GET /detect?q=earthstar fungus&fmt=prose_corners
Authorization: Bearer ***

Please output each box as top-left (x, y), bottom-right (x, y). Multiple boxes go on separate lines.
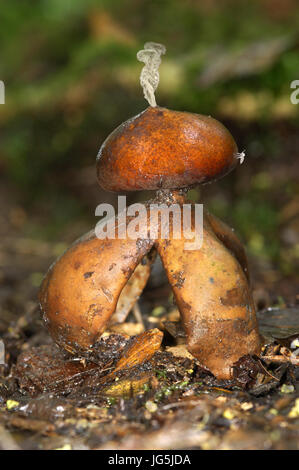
top-left (39, 43), bottom-right (261, 380)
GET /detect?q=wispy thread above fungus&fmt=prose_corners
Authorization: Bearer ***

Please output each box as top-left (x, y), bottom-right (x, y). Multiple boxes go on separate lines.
top-left (137, 42), bottom-right (166, 107)
top-left (236, 150), bottom-right (246, 164)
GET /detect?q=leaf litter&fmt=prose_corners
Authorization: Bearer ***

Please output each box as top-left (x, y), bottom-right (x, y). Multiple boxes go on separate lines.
top-left (0, 305), bottom-right (298, 450)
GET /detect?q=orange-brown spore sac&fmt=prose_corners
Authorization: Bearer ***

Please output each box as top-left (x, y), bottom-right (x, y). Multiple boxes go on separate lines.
top-left (96, 106), bottom-right (238, 192)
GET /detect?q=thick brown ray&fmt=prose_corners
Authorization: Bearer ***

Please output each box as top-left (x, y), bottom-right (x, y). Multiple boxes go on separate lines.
top-left (156, 205), bottom-right (261, 379)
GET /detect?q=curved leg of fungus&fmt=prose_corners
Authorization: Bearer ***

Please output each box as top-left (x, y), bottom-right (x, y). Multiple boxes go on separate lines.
top-left (205, 210), bottom-right (250, 281)
top-left (109, 248), bottom-right (157, 325)
top-left (39, 223), bottom-right (154, 354)
top-left (156, 208), bottom-right (261, 380)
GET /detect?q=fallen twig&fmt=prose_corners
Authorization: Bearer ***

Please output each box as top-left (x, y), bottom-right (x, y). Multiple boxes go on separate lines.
top-left (261, 355), bottom-right (299, 365)
top-left (257, 359), bottom-right (280, 381)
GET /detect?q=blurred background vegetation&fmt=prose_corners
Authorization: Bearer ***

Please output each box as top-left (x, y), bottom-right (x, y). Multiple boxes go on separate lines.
top-left (0, 0), bottom-right (299, 318)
